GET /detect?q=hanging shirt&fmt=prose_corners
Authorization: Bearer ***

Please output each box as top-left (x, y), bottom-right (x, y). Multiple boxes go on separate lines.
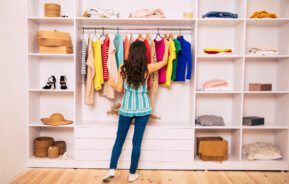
top-left (101, 38), bottom-right (118, 99)
top-left (85, 36), bottom-right (95, 104)
top-left (176, 36), bottom-right (192, 81)
top-left (147, 38), bottom-right (159, 109)
top-left (154, 38), bottom-right (166, 84)
top-left (92, 39), bottom-right (104, 90)
top-left (124, 35), bottom-right (130, 60)
top-left (101, 36), bottom-right (109, 81)
top-left (136, 39), bottom-right (151, 88)
top-left (171, 39), bottom-right (181, 81)
top-left (164, 39), bottom-right (176, 87)
top-left (81, 34), bottom-right (88, 83)
top-left (114, 33), bottom-right (124, 69)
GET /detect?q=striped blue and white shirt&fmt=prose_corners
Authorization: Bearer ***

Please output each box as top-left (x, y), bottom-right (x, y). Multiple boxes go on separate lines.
top-left (118, 80), bottom-right (152, 117)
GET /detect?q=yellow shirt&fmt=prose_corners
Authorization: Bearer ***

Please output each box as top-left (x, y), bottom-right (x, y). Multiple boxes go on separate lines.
top-left (92, 39), bottom-right (104, 90)
top-left (164, 39), bottom-right (176, 87)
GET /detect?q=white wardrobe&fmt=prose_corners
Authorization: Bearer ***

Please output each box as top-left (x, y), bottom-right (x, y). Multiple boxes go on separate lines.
top-left (27, 0), bottom-right (289, 170)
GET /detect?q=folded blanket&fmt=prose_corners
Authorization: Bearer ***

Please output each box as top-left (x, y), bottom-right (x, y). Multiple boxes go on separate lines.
top-left (250, 11), bottom-right (278, 18)
top-left (129, 9), bottom-right (165, 18)
top-left (82, 8), bottom-right (120, 18)
top-left (196, 115), bottom-right (225, 126)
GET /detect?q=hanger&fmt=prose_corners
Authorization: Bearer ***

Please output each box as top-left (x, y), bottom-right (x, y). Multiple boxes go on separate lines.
top-left (178, 28), bottom-right (182, 38)
top-left (164, 33), bottom-right (168, 40)
top-left (99, 27), bottom-right (105, 39)
top-left (116, 27), bottom-right (120, 34)
top-left (146, 32), bottom-right (152, 41)
top-left (155, 28), bottom-right (163, 40)
top-left (169, 33), bottom-right (174, 39)
top-left (138, 32), bottom-right (145, 41)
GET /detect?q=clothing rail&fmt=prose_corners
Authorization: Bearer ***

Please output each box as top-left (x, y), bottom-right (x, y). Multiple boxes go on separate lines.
top-left (81, 26), bottom-right (194, 33)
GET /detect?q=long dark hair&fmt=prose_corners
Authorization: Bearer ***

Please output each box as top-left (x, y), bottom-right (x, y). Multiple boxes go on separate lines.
top-left (121, 40), bottom-right (148, 89)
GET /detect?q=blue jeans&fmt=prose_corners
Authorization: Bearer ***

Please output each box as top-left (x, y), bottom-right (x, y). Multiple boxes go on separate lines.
top-left (109, 114), bottom-right (149, 174)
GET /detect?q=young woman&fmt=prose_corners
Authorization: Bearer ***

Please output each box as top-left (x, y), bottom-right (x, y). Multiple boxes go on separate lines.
top-left (103, 40), bottom-right (169, 182)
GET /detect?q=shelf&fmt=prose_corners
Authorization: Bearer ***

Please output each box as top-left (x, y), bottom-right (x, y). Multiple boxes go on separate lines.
top-left (27, 156), bottom-right (75, 167)
top-left (28, 53), bottom-right (74, 58)
top-left (242, 125), bottom-right (288, 130)
top-left (245, 55), bottom-right (289, 59)
top-left (196, 91), bottom-right (242, 94)
top-left (198, 19), bottom-right (244, 26)
top-left (29, 89), bottom-right (74, 93)
top-left (76, 17), bottom-right (195, 27)
top-left (29, 121), bottom-right (74, 128)
top-left (246, 18), bottom-right (289, 26)
top-left (197, 55), bottom-right (243, 59)
top-left (244, 91), bottom-right (289, 94)
top-left (27, 17), bottom-right (74, 25)
top-left (195, 125), bottom-right (240, 129)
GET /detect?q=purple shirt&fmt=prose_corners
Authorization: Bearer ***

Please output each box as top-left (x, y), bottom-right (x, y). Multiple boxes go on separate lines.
top-left (154, 38), bottom-right (166, 84)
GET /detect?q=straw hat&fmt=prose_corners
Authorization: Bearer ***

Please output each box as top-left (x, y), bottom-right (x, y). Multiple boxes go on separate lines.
top-left (41, 113), bottom-right (73, 126)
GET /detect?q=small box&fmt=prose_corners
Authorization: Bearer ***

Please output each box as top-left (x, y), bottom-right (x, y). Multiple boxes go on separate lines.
top-left (249, 83), bottom-right (272, 91)
top-left (243, 116), bottom-right (265, 126)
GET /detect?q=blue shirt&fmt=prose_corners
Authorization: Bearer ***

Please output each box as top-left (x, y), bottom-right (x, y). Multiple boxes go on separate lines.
top-left (176, 36), bottom-right (193, 81)
top-left (113, 34), bottom-right (124, 69)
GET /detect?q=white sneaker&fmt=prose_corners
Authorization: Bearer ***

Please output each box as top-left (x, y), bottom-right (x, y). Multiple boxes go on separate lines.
top-left (102, 169), bottom-right (115, 182)
top-left (128, 173), bottom-right (139, 182)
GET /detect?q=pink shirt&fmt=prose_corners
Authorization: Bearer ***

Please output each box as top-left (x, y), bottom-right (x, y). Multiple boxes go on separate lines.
top-left (154, 38), bottom-right (166, 84)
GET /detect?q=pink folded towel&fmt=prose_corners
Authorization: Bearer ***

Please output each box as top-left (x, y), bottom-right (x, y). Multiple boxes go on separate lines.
top-left (203, 79), bottom-right (228, 89)
top-left (129, 9), bottom-right (165, 18)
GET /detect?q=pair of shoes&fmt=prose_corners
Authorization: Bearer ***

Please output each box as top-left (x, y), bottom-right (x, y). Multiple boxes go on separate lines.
top-left (43, 75), bottom-right (68, 90)
top-left (102, 170), bottom-right (139, 183)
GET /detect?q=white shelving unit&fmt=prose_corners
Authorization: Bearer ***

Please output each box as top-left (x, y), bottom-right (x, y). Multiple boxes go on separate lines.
top-left (26, 0), bottom-right (289, 170)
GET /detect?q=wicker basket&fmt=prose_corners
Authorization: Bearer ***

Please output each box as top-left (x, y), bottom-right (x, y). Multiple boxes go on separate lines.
top-left (47, 146), bottom-right (60, 158)
top-left (34, 137), bottom-right (54, 158)
top-left (44, 3), bottom-right (61, 17)
top-left (54, 141), bottom-right (66, 155)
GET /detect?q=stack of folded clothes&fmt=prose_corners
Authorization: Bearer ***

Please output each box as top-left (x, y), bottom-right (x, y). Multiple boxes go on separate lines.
top-left (250, 11), bottom-right (278, 18)
top-left (82, 8), bottom-right (120, 18)
top-left (201, 79), bottom-right (232, 92)
top-left (248, 48), bottom-right (278, 56)
top-left (202, 11), bottom-right (238, 19)
top-left (204, 48), bottom-right (233, 55)
top-left (196, 115), bottom-right (225, 126)
top-left (129, 9), bottom-right (165, 18)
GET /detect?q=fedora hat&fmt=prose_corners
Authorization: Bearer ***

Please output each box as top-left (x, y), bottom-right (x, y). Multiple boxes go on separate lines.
top-left (41, 113), bottom-right (73, 126)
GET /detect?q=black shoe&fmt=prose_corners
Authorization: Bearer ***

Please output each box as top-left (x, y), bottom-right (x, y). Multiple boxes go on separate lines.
top-left (60, 76), bottom-right (68, 90)
top-left (43, 75), bottom-right (56, 90)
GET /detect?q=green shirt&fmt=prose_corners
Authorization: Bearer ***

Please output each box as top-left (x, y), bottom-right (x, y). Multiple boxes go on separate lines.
top-left (171, 39), bottom-right (181, 81)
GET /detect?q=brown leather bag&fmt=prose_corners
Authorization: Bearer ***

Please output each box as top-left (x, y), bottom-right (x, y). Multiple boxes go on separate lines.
top-left (196, 137), bottom-right (228, 162)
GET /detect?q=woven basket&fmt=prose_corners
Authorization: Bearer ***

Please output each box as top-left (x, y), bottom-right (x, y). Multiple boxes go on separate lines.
top-left (44, 3), bottom-right (61, 17)
top-left (54, 141), bottom-right (66, 155)
top-left (34, 137), bottom-right (54, 158)
top-left (47, 146), bottom-right (60, 158)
